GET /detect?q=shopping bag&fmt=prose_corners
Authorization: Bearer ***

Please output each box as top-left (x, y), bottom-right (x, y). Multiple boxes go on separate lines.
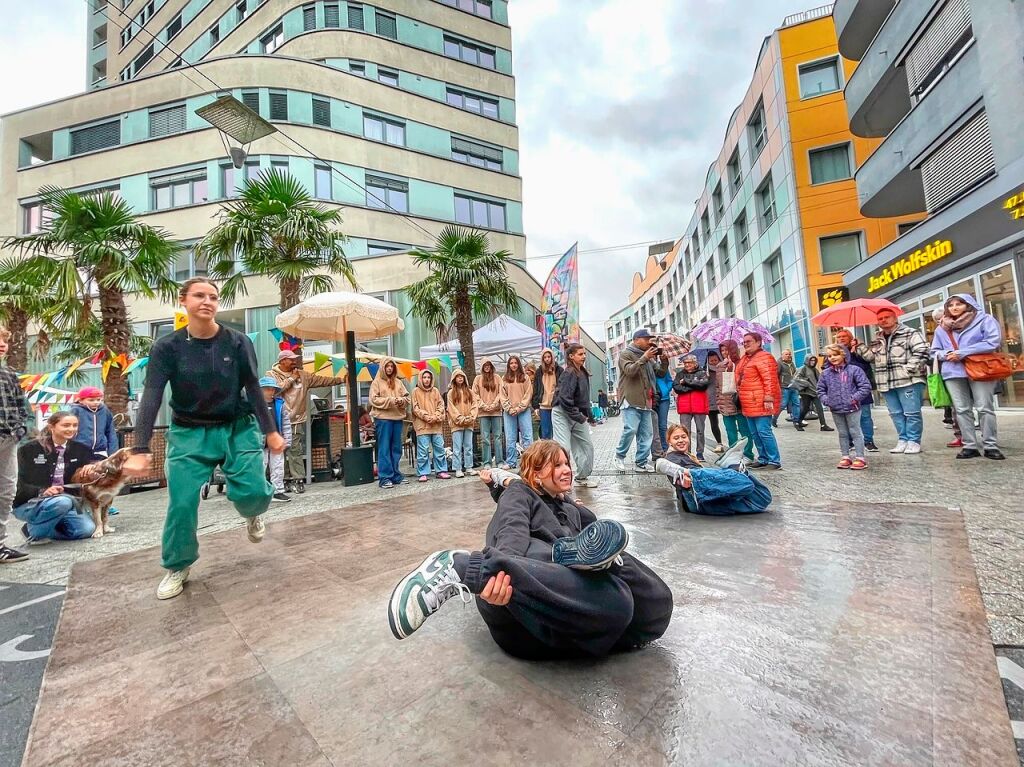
top-left (721, 370), bottom-right (736, 394)
top-left (927, 357), bottom-right (952, 408)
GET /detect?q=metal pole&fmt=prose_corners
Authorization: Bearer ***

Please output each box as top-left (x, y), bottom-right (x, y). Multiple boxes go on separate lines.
top-left (346, 329), bottom-right (360, 448)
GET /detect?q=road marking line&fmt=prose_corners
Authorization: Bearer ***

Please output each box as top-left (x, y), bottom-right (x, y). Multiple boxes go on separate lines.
top-left (0, 635), bottom-right (50, 662)
top-left (1012, 721), bottom-right (1024, 740)
top-left (0, 590), bottom-right (65, 616)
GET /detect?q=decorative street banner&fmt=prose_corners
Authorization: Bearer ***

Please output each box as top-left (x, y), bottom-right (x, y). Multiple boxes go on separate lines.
top-left (540, 242), bottom-right (580, 362)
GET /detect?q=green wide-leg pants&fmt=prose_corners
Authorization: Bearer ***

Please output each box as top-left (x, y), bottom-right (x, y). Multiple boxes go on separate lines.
top-left (161, 415), bottom-right (274, 571)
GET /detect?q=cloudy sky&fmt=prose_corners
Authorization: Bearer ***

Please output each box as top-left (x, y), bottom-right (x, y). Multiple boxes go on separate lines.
top-left (0, 0), bottom-right (817, 333)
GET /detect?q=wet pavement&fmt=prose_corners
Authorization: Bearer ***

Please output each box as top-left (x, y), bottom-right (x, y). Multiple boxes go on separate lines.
top-left (19, 480), bottom-right (1018, 766)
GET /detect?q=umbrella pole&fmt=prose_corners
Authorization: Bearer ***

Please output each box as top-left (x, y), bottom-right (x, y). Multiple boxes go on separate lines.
top-left (345, 329), bottom-right (360, 449)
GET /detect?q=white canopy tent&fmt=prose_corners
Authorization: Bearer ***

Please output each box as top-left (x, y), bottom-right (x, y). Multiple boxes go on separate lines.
top-left (419, 314), bottom-right (543, 365)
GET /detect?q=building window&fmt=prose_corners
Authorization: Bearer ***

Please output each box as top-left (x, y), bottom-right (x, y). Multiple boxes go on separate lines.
top-left (897, 221), bottom-right (922, 236)
top-left (366, 176), bottom-right (408, 212)
top-left (165, 13), bottom-right (182, 39)
top-left (624, 316), bottom-right (632, 333)
top-left (348, 3), bottom-right (364, 29)
top-left (906, 0), bottom-right (973, 102)
top-left (302, 5), bottom-right (316, 31)
top-left (367, 241), bottom-right (408, 256)
top-left (148, 104), bottom-right (186, 138)
top-left (451, 137), bottom-right (502, 170)
top-left (269, 91), bottom-right (288, 121)
top-left (70, 120), bottom-right (120, 155)
top-left (756, 176), bottom-right (776, 231)
top-left (748, 100), bottom-right (767, 157)
top-left (656, 290), bottom-right (664, 311)
top-left (443, 35), bottom-right (496, 69)
top-left (718, 237), bottom-right (731, 274)
top-left (764, 251), bottom-right (784, 305)
top-left (21, 202), bottom-right (53, 234)
top-left (455, 194), bottom-right (506, 230)
top-left (375, 12), bottom-right (397, 39)
top-left (696, 278), bottom-right (705, 304)
top-left (701, 211), bottom-right (711, 241)
top-left (798, 57), bottom-right (841, 98)
top-left (706, 262), bottom-right (717, 291)
top-left (241, 90), bottom-right (260, 114)
top-left (724, 292), bottom-right (735, 318)
top-left (221, 164), bottom-right (237, 197)
top-left (683, 247), bottom-right (692, 272)
top-left (364, 114), bottom-right (405, 146)
top-left (809, 143), bottom-right (852, 184)
top-left (440, 0), bottom-right (492, 18)
top-left (152, 173), bottom-right (208, 211)
top-left (734, 212), bottom-right (750, 253)
top-left (349, 60), bottom-right (366, 76)
top-left (236, 0), bottom-right (247, 22)
top-left (742, 276), bottom-right (756, 319)
top-left (921, 109), bottom-right (994, 212)
top-left (209, 25), bottom-right (220, 44)
top-left (820, 233), bottom-right (864, 274)
top-left (445, 87), bottom-right (499, 118)
top-left (314, 164), bottom-right (332, 199)
top-left (640, 305), bottom-right (648, 324)
top-left (690, 232), bottom-right (700, 257)
top-left (262, 25), bottom-right (284, 53)
top-left (727, 148), bottom-right (741, 195)
top-left (712, 183), bottom-right (724, 221)
top-left (377, 68), bottom-right (399, 86)
top-left (312, 97), bottom-right (331, 127)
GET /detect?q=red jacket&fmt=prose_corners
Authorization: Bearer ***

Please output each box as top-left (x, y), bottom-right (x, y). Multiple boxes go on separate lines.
top-left (734, 350), bottom-right (782, 417)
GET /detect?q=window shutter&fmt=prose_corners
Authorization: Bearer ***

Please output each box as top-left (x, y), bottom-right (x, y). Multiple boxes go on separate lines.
top-left (303, 5), bottom-right (316, 31)
top-left (241, 91), bottom-right (260, 113)
top-left (269, 92), bottom-right (288, 121)
top-left (375, 13), bottom-right (397, 39)
top-left (905, 0), bottom-right (971, 93)
top-left (324, 4), bottom-right (340, 27)
top-left (451, 137), bottom-right (503, 164)
top-left (921, 110), bottom-right (994, 211)
top-left (70, 120), bottom-right (121, 155)
top-left (312, 98), bottom-right (331, 127)
top-left (149, 104), bottom-right (186, 138)
top-left (348, 4), bottom-right (364, 29)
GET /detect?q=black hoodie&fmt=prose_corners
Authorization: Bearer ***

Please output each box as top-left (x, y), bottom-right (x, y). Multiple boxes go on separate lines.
top-left (485, 481), bottom-right (598, 559)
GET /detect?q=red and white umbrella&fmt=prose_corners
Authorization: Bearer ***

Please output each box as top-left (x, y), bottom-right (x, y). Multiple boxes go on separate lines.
top-left (811, 298), bottom-right (902, 327)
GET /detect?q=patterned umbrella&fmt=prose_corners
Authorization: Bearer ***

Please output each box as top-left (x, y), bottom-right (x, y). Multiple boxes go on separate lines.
top-left (655, 333), bottom-right (692, 359)
top-left (691, 318), bottom-right (775, 345)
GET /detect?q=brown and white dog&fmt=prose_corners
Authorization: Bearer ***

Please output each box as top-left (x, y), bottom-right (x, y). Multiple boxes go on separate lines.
top-left (71, 448), bottom-right (132, 539)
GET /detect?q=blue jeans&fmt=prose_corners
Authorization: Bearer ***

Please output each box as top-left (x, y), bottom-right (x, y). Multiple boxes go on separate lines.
top-left (655, 399), bottom-right (670, 452)
top-left (722, 414), bottom-right (754, 460)
top-left (745, 415), bottom-right (781, 467)
top-left (416, 433), bottom-right (448, 476)
top-left (374, 417), bottom-right (404, 486)
top-left (539, 409), bottom-right (553, 440)
top-left (14, 495), bottom-right (95, 540)
top-left (478, 415), bottom-right (504, 466)
top-left (779, 389), bottom-right (800, 421)
top-left (451, 428), bottom-right (474, 472)
top-left (859, 404), bottom-right (874, 443)
top-left (615, 405), bottom-right (653, 466)
top-left (503, 411), bottom-right (533, 468)
top-left (882, 383), bottom-right (925, 443)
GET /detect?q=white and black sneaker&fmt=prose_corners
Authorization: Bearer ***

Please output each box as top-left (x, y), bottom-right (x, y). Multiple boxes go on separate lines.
top-left (21, 524), bottom-right (51, 546)
top-left (552, 519), bottom-right (629, 571)
top-left (272, 492), bottom-right (291, 503)
top-left (0, 544), bottom-right (29, 563)
top-left (655, 458), bottom-right (688, 485)
top-left (388, 550), bottom-right (472, 640)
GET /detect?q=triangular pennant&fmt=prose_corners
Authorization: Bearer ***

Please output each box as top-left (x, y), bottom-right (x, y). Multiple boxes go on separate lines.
top-left (38, 404), bottom-right (49, 415)
top-left (269, 328), bottom-right (284, 342)
top-left (246, 331), bottom-right (260, 343)
top-left (353, 361), bottom-right (365, 375)
top-left (412, 360), bottom-right (428, 371)
top-left (457, 352), bottom-right (466, 368)
top-left (367, 363), bottom-right (380, 378)
top-left (440, 355), bottom-right (453, 369)
top-left (428, 359), bottom-right (442, 375)
top-left (314, 352), bottom-right (330, 371)
top-left (331, 357), bottom-right (346, 376)
top-left (26, 374), bottom-right (43, 391)
top-left (101, 358), bottom-right (113, 382)
top-left (115, 353), bottom-right (129, 370)
top-left (397, 362), bottom-right (413, 379)
top-left (90, 350), bottom-right (105, 365)
top-left (66, 358), bottom-right (87, 378)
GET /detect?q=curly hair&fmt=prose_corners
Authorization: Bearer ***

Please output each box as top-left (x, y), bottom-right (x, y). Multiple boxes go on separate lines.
top-left (518, 439), bottom-right (571, 492)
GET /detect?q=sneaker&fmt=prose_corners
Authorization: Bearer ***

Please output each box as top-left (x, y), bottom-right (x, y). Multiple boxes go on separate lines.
top-left (387, 550), bottom-right (471, 640)
top-left (437, 472), bottom-right (451, 479)
top-left (574, 477), bottom-right (590, 487)
top-left (157, 568), bottom-right (190, 600)
top-left (889, 440), bottom-right (908, 454)
top-left (296, 481), bottom-right (306, 494)
top-left (865, 441), bottom-right (879, 452)
top-left (498, 462), bottom-right (510, 470)
top-left (760, 463), bottom-right (783, 471)
top-left (0, 544), bottom-right (29, 563)
top-left (635, 463), bottom-right (655, 473)
top-left (380, 480), bottom-right (395, 489)
top-left (108, 507), bottom-right (120, 516)
top-left (246, 515), bottom-right (265, 543)
top-left (20, 524), bottom-right (51, 546)
top-left (272, 492), bottom-right (291, 503)
top-left (904, 442), bottom-right (921, 454)
top-left (956, 448), bottom-right (982, 459)
top-left (984, 449), bottom-right (1006, 461)
top-left (696, 453), bottom-right (705, 462)
top-left (820, 425), bottom-right (835, 432)
top-left (655, 457), bottom-right (687, 485)
top-left (585, 477), bottom-right (600, 488)
top-left (715, 440), bottom-right (748, 471)
top-left (613, 456), bottom-right (626, 472)
top-left (837, 457), bottom-right (853, 469)
top-left (552, 520), bottom-right (629, 571)
top-left (850, 458), bottom-right (867, 471)
top-left (946, 438), bottom-right (963, 448)
top-left (418, 475), bottom-right (429, 483)
top-left (711, 444), bottom-right (725, 454)
top-left (794, 423), bottom-right (805, 431)
top-left (747, 461), bottom-right (769, 470)
top-left (455, 470), bottom-right (465, 478)
top-left (466, 468), bottom-right (479, 476)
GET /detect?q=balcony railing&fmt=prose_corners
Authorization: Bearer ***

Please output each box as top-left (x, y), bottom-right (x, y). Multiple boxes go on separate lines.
top-left (783, 4), bottom-right (835, 28)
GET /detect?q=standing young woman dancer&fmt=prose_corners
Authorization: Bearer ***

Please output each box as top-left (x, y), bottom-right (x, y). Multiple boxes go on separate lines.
top-left (124, 278), bottom-right (283, 600)
top-left (473, 359), bottom-right (505, 469)
top-left (501, 355), bottom-right (533, 469)
top-left (447, 367), bottom-right (479, 478)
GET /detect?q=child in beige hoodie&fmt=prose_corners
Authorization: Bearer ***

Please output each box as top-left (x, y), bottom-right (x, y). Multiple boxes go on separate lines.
top-left (412, 370), bottom-right (450, 481)
top-left (447, 368), bottom-right (479, 477)
top-left (473, 358), bottom-right (505, 468)
top-left (500, 355), bottom-right (533, 469)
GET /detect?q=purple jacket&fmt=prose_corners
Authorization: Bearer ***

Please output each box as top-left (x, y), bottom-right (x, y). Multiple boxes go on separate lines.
top-left (817, 354), bottom-right (872, 414)
top-left (930, 294), bottom-right (1003, 380)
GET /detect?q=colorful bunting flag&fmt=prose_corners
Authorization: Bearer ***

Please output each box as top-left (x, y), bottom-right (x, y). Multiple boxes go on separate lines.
top-left (412, 360), bottom-right (427, 371)
top-left (314, 352), bottom-right (331, 371)
top-left (101, 358), bottom-right (114, 382)
top-left (457, 352), bottom-right (466, 368)
top-left (269, 328), bottom-right (284, 343)
top-left (440, 354), bottom-right (453, 370)
top-left (332, 357), bottom-right (346, 376)
top-left (427, 359), bottom-right (442, 375)
top-left (66, 357), bottom-right (87, 378)
top-left (247, 331), bottom-right (260, 343)
top-left (90, 350), bottom-right (105, 364)
top-left (397, 362), bottom-right (414, 379)
top-left (367, 363), bottom-right (380, 378)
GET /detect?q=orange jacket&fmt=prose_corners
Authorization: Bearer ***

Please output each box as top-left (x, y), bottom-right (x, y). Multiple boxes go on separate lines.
top-left (734, 350), bottom-right (781, 417)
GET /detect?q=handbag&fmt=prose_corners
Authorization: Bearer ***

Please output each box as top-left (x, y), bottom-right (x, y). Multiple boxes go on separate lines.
top-left (927, 357), bottom-right (952, 408)
top-left (721, 370), bottom-right (736, 394)
top-left (947, 330), bottom-right (1015, 382)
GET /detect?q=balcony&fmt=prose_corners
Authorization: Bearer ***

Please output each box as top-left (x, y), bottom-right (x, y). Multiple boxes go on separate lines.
top-left (855, 44), bottom-right (982, 217)
top-left (834, 0), bottom-right (897, 60)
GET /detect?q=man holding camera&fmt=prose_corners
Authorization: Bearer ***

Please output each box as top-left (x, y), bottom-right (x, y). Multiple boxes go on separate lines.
top-left (614, 329), bottom-right (668, 473)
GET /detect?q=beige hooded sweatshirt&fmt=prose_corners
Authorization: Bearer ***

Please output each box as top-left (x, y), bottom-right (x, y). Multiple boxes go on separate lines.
top-left (368, 357), bottom-right (409, 421)
top-left (500, 358), bottom-right (532, 415)
top-left (472, 358), bottom-right (503, 415)
top-left (411, 372), bottom-right (445, 435)
top-left (270, 363), bottom-right (347, 424)
top-left (446, 368), bottom-right (479, 428)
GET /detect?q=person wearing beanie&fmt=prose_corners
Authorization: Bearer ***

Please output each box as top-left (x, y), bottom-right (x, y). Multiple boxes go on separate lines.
top-left (446, 368), bottom-right (479, 478)
top-left (259, 377), bottom-right (293, 502)
top-left (70, 386), bottom-right (119, 459)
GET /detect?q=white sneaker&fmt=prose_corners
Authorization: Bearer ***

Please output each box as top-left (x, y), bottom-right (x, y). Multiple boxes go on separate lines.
top-left (636, 463), bottom-right (656, 473)
top-left (466, 468), bottom-right (479, 476)
top-left (246, 515), bottom-right (265, 543)
top-left (711, 444), bottom-right (725, 454)
top-left (455, 470), bottom-right (465, 478)
top-left (889, 440), bottom-right (908, 454)
top-left (904, 442), bottom-right (921, 454)
top-left (157, 568), bottom-right (190, 600)
top-left (613, 456), bottom-right (626, 472)
top-left (585, 477), bottom-right (600, 488)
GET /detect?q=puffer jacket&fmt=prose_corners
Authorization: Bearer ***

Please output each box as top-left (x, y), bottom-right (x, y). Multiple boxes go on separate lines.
top-left (672, 368), bottom-right (710, 415)
top-left (930, 293), bottom-right (1004, 380)
top-left (817, 351), bottom-right (872, 413)
top-left (734, 349), bottom-right (781, 417)
top-left (860, 323), bottom-right (929, 392)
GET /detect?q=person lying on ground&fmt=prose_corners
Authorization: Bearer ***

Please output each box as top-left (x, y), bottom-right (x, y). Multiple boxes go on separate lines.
top-left (387, 439), bottom-right (674, 660)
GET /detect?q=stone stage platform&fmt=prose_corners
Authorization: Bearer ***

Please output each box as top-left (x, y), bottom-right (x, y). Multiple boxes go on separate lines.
top-left (20, 481), bottom-right (1018, 766)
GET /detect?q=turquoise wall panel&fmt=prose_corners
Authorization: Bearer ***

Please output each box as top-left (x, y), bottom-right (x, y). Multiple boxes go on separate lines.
top-left (52, 131), bottom-right (70, 161)
top-left (499, 97), bottom-right (516, 123)
top-left (288, 91), bottom-right (313, 124)
top-left (119, 173), bottom-right (150, 213)
top-left (282, 7), bottom-right (304, 38)
top-left (502, 148), bottom-right (519, 175)
top-left (496, 49), bottom-right (512, 74)
top-left (290, 157), bottom-right (315, 195)
top-left (505, 201), bottom-right (523, 234)
top-left (121, 111), bottom-right (148, 145)
top-left (409, 179), bottom-right (453, 221)
top-left (406, 122), bottom-right (450, 157)
top-left (400, 71), bottom-right (445, 101)
top-left (332, 163), bottom-right (366, 205)
top-left (331, 100), bottom-right (363, 134)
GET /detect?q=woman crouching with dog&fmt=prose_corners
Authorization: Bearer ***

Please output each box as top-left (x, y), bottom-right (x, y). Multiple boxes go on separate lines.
top-left (14, 411), bottom-right (101, 544)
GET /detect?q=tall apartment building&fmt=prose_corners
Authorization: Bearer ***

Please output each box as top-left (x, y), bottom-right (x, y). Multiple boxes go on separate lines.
top-left (604, 3), bottom-right (918, 374)
top-left (2, 1), bottom-right (604, 383)
top-left (836, 0), bottom-right (1024, 406)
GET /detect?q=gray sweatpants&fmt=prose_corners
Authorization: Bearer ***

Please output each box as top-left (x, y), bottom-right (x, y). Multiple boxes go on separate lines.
top-left (551, 406), bottom-right (594, 479)
top-left (678, 413), bottom-right (707, 457)
top-left (945, 377), bottom-right (998, 451)
top-left (0, 436), bottom-right (18, 545)
top-left (832, 411), bottom-right (864, 459)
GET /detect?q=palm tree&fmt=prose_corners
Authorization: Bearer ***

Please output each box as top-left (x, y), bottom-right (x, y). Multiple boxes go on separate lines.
top-left (198, 169), bottom-right (355, 311)
top-left (2, 187), bottom-right (179, 415)
top-left (406, 226), bottom-right (520, 382)
top-left (0, 274), bottom-right (62, 373)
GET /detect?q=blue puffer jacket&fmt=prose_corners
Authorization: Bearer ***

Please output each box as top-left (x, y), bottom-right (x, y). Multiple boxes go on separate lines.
top-left (930, 293), bottom-right (1004, 380)
top-left (70, 403), bottom-right (119, 456)
top-left (817, 352), bottom-right (872, 414)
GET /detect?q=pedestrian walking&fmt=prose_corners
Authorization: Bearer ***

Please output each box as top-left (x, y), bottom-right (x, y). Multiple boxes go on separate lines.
top-left (531, 349), bottom-right (562, 441)
top-left (775, 350), bottom-right (799, 427)
top-left (705, 352), bottom-right (725, 453)
top-left (447, 367), bottom-right (479, 477)
top-left (930, 293), bottom-right (1006, 460)
top-left (258, 377), bottom-right (293, 502)
top-left (551, 343), bottom-right (597, 488)
top-left (412, 369), bottom-right (450, 481)
top-left (70, 386), bottom-right (119, 459)
top-left (835, 329), bottom-right (878, 451)
top-left (122, 278), bottom-right (282, 600)
top-left (672, 354), bottom-right (710, 460)
top-left (386, 440), bottom-right (673, 659)
top-left (735, 332), bottom-right (783, 470)
top-left (613, 329), bottom-right (667, 473)
top-left (855, 308), bottom-right (929, 454)
top-left (817, 345), bottom-right (872, 470)
top-left (715, 340), bottom-right (753, 462)
top-left (369, 357), bottom-right (410, 489)
top-left (652, 362), bottom-right (674, 458)
top-left (501, 355), bottom-right (533, 469)
top-left (473, 358), bottom-right (505, 468)
top-left (0, 326), bottom-right (30, 563)
top-left (790, 356), bottom-right (833, 432)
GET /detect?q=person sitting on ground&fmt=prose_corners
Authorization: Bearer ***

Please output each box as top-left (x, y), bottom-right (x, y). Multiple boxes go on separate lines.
top-left (259, 377), bottom-right (293, 502)
top-left (14, 411), bottom-right (101, 543)
top-left (387, 440), bottom-right (674, 660)
top-left (817, 345), bottom-right (872, 471)
top-left (655, 425), bottom-right (772, 516)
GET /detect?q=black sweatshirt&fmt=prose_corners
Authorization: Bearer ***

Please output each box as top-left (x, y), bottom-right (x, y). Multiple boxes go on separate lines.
top-left (485, 481), bottom-right (598, 559)
top-left (132, 326), bottom-right (276, 453)
top-left (15, 440), bottom-right (93, 507)
top-left (553, 364), bottom-right (591, 424)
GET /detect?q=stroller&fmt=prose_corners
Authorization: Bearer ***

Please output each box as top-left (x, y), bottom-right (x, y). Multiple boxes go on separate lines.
top-left (200, 465), bottom-right (227, 500)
